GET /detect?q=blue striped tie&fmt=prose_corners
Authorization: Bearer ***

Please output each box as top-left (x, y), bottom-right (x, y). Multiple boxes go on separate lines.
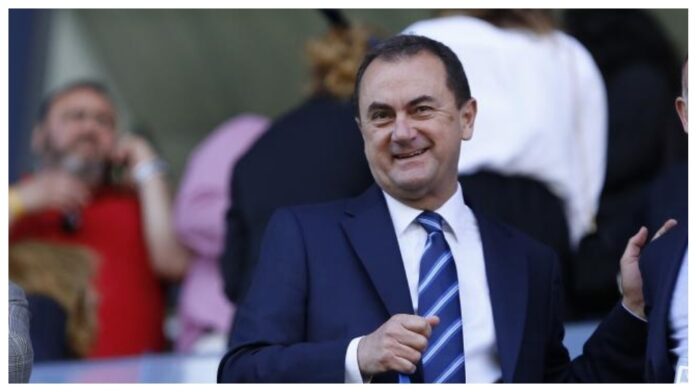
top-left (416, 211), bottom-right (466, 383)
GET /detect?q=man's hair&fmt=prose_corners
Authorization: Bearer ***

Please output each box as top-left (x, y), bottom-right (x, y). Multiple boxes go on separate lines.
top-left (352, 34), bottom-right (471, 119)
top-left (37, 80), bottom-right (113, 123)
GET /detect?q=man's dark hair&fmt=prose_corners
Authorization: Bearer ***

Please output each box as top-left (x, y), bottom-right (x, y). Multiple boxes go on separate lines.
top-left (37, 80), bottom-right (113, 123)
top-left (352, 34), bottom-right (471, 119)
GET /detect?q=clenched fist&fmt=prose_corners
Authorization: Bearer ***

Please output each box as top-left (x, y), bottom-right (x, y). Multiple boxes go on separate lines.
top-left (357, 314), bottom-right (439, 377)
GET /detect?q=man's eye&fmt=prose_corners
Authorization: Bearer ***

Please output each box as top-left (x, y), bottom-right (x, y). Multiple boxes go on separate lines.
top-left (64, 110), bottom-right (85, 121)
top-left (96, 115), bottom-right (115, 129)
top-left (415, 106), bottom-right (432, 114)
top-left (371, 111), bottom-right (390, 121)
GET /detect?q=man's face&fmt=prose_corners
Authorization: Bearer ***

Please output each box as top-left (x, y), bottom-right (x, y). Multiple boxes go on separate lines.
top-left (33, 87), bottom-right (117, 178)
top-left (356, 51), bottom-right (476, 208)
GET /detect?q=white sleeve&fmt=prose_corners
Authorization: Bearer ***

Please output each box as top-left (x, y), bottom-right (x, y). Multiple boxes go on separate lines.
top-left (345, 336), bottom-right (370, 383)
top-left (564, 35), bottom-right (608, 247)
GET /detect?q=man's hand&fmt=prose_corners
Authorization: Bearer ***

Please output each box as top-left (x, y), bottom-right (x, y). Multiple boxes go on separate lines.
top-left (357, 314), bottom-right (439, 377)
top-left (619, 219), bottom-right (678, 318)
top-left (110, 134), bottom-right (158, 177)
top-left (14, 170), bottom-right (90, 214)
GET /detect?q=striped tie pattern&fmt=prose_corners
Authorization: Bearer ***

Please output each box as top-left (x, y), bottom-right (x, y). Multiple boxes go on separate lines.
top-left (416, 211), bottom-right (466, 383)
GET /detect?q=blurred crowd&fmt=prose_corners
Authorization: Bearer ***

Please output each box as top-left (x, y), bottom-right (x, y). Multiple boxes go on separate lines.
top-left (8, 9), bottom-right (687, 382)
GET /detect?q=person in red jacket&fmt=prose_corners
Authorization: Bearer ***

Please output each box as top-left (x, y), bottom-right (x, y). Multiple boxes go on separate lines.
top-left (9, 80), bottom-right (188, 358)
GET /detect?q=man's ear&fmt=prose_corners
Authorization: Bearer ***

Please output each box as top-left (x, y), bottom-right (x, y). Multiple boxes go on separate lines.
top-left (675, 97), bottom-right (688, 133)
top-left (460, 98), bottom-right (477, 140)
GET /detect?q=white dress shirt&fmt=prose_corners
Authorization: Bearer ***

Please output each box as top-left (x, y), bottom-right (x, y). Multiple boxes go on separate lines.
top-left (345, 184), bottom-right (501, 382)
top-left (669, 247), bottom-right (688, 382)
top-left (403, 16), bottom-right (607, 247)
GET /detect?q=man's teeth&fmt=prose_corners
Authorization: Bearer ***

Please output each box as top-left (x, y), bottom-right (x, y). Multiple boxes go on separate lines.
top-left (397, 149), bottom-right (426, 159)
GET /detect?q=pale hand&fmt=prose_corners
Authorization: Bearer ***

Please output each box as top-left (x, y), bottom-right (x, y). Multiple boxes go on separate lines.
top-left (619, 219), bottom-right (678, 319)
top-left (357, 313), bottom-right (439, 377)
top-left (14, 170), bottom-right (90, 214)
top-left (110, 134), bottom-right (157, 175)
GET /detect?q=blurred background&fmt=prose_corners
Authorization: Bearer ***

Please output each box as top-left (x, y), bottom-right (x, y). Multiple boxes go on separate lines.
top-left (9, 9), bottom-right (687, 185)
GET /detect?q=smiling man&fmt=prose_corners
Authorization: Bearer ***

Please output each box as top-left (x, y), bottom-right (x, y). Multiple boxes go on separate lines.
top-left (218, 34), bottom-right (648, 383)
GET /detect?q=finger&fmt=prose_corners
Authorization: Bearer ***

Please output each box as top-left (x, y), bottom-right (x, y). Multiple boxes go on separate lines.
top-left (57, 189), bottom-right (88, 211)
top-left (396, 329), bottom-right (429, 352)
top-left (390, 355), bottom-right (418, 375)
top-left (626, 227), bottom-right (648, 258)
top-left (54, 193), bottom-right (83, 213)
top-left (393, 344), bottom-right (422, 365)
top-left (61, 178), bottom-right (90, 199)
top-left (110, 135), bottom-right (131, 162)
top-left (110, 144), bottom-right (126, 164)
top-left (417, 316), bottom-right (439, 339)
top-left (57, 181), bottom-right (90, 209)
top-left (426, 315), bottom-right (440, 327)
top-left (399, 314), bottom-right (431, 335)
top-left (652, 219), bottom-right (678, 241)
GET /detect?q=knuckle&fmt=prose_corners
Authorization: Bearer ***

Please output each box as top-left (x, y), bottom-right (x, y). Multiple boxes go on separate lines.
top-left (378, 352), bottom-right (392, 367)
top-left (385, 336), bottom-right (398, 351)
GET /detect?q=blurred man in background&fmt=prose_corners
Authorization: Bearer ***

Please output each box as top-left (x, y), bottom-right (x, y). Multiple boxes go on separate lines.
top-left (9, 80), bottom-right (188, 358)
top-left (640, 59), bottom-right (688, 383)
top-left (565, 9), bottom-right (686, 317)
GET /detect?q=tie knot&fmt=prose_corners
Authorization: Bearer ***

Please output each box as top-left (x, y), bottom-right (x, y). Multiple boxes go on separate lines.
top-left (417, 211), bottom-right (444, 234)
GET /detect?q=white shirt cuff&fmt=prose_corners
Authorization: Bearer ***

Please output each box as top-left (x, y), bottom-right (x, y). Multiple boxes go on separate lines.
top-left (345, 336), bottom-right (369, 383)
top-left (621, 301), bottom-right (647, 322)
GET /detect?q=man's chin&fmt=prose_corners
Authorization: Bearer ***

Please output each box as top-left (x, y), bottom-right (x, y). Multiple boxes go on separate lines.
top-left (59, 154), bottom-right (107, 185)
top-left (383, 176), bottom-right (434, 199)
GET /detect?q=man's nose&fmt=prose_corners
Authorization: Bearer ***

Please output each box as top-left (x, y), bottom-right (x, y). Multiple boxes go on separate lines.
top-left (76, 113), bottom-right (105, 137)
top-left (82, 113), bottom-right (101, 130)
top-left (391, 113), bottom-right (416, 143)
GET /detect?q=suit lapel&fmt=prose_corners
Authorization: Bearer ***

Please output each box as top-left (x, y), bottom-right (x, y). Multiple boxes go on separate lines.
top-left (476, 213), bottom-right (528, 383)
top-left (342, 187), bottom-right (530, 382)
top-left (341, 185), bottom-right (415, 317)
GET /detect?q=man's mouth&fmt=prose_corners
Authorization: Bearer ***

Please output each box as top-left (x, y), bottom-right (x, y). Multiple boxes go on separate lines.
top-left (394, 148), bottom-right (428, 160)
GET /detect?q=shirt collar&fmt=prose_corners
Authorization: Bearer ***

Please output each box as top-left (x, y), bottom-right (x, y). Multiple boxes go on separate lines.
top-left (383, 183), bottom-right (468, 242)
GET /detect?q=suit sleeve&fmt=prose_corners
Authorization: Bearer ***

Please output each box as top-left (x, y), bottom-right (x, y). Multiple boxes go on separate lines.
top-left (217, 208), bottom-right (352, 383)
top-left (9, 282), bottom-right (33, 383)
top-left (543, 252), bottom-right (647, 382)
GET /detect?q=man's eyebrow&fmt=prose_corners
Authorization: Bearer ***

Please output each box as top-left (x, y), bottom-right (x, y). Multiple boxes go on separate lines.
top-left (407, 95), bottom-right (436, 107)
top-left (366, 102), bottom-right (392, 114)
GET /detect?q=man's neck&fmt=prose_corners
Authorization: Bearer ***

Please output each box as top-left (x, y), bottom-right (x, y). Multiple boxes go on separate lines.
top-left (389, 181), bottom-right (459, 212)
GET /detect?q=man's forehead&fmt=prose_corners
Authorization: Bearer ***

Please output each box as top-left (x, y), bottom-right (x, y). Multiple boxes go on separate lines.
top-left (51, 87), bottom-right (114, 110)
top-left (360, 52), bottom-right (449, 105)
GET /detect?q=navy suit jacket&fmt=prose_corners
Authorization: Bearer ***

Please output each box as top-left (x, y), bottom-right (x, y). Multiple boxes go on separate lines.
top-left (218, 185), bottom-right (646, 383)
top-left (640, 219), bottom-right (688, 382)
